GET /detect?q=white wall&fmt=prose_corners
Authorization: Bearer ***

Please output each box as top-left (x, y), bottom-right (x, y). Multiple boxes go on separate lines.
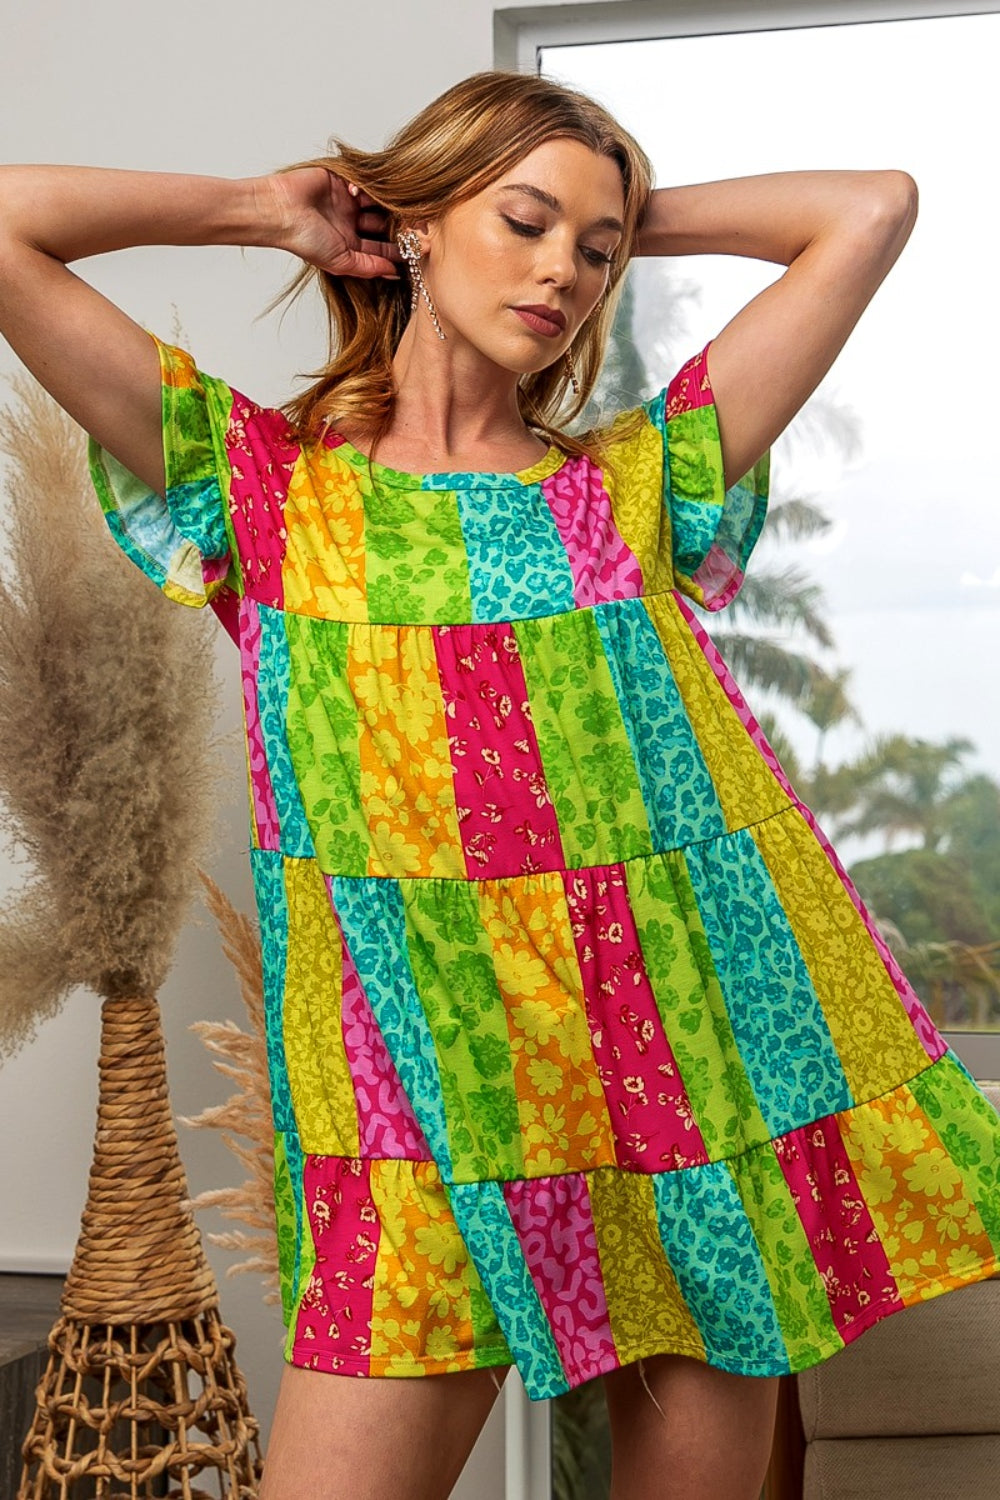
top-left (0, 0), bottom-right (619, 1486)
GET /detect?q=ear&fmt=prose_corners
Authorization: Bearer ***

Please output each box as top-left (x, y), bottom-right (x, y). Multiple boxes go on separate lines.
top-left (409, 215), bottom-right (435, 255)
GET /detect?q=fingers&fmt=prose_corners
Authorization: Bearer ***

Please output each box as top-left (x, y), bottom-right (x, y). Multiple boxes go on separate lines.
top-left (331, 180), bottom-right (402, 278)
top-left (346, 182), bottom-right (379, 208)
top-left (346, 182), bottom-right (389, 218)
top-left (356, 231), bottom-right (402, 263)
top-left (357, 207), bottom-right (394, 238)
top-left (343, 248), bottom-right (402, 280)
top-left (344, 180), bottom-right (399, 264)
top-left (349, 186), bottom-right (395, 232)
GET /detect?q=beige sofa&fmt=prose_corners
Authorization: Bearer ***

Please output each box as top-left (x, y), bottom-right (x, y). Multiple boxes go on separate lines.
top-left (789, 1080), bottom-right (1000, 1500)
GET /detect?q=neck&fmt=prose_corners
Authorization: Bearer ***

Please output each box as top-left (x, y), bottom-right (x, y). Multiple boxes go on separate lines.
top-left (379, 321), bottom-right (546, 470)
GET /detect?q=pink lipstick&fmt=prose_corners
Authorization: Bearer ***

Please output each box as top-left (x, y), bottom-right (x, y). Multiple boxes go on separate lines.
top-left (512, 305), bottom-right (566, 337)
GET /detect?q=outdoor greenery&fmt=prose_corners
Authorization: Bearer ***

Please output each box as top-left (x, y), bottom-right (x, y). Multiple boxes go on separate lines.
top-left (580, 266), bottom-right (1000, 1029)
top-left (552, 264), bottom-right (998, 1500)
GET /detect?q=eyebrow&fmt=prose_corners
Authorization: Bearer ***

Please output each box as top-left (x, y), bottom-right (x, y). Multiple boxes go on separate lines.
top-left (496, 182), bottom-right (624, 234)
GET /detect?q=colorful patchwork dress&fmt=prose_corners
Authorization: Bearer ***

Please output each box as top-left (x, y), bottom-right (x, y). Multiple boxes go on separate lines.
top-left (89, 333), bottom-right (1000, 1400)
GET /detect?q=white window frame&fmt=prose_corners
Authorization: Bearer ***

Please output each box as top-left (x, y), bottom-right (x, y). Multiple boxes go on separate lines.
top-left (493, 5), bottom-right (1000, 1496)
top-left (495, 0), bottom-right (1000, 70)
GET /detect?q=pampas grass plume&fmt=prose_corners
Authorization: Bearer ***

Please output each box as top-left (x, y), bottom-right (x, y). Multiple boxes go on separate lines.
top-left (180, 871), bottom-right (279, 1299)
top-left (0, 372), bottom-right (225, 1055)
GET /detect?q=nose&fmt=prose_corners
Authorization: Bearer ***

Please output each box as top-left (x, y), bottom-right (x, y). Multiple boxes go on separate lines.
top-left (536, 232), bottom-right (577, 291)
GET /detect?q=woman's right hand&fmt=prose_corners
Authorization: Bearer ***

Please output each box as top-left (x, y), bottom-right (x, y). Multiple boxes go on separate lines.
top-left (258, 166), bottom-right (402, 281)
top-left (0, 162), bottom-right (401, 501)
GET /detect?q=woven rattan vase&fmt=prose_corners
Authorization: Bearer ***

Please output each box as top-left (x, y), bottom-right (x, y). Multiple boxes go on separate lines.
top-left (18, 995), bottom-right (263, 1497)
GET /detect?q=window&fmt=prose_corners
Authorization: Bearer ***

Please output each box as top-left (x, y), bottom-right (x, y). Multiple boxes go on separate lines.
top-left (537, 11), bottom-right (1000, 1075)
top-left (494, 8), bottom-right (1000, 1499)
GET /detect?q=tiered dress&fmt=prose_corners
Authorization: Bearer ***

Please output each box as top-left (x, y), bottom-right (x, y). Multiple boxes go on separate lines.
top-left (89, 333), bottom-right (1000, 1400)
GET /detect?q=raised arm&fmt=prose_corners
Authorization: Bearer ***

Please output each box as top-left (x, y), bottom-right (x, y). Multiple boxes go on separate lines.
top-left (636, 169), bottom-right (918, 489)
top-left (0, 164), bottom-right (399, 495)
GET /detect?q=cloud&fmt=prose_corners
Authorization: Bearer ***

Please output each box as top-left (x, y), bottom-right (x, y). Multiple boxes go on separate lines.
top-left (960, 568), bottom-right (1000, 589)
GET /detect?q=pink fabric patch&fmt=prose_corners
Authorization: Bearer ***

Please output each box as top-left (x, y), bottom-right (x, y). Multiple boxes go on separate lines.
top-left (225, 393), bottom-right (299, 609)
top-left (673, 593), bottom-right (947, 1063)
top-left (690, 544), bottom-right (744, 612)
top-left (331, 885), bottom-right (432, 1160)
top-left (541, 460), bottom-right (643, 607)
top-left (200, 551), bottom-right (232, 592)
top-left (562, 862), bottom-right (709, 1172)
top-left (772, 1113), bottom-right (902, 1338)
top-left (294, 1154), bottom-right (379, 1371)
top-left (433, 622), bottom-right (566, 879)
top-left (502, 1173), bottom-right (618, 1383)
top-left (666, 345), bottom-right (714, 416)
top-left (239, 596), bottom-right (281, 851)
top-left (209, 582), bottom-right (240, 645)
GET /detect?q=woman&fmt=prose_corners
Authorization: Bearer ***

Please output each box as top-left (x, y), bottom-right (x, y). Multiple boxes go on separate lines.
top-left (2, 69), bottom-right (997, 1500)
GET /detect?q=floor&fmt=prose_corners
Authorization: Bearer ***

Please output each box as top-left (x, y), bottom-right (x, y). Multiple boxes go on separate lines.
top-left (0, 1272), bottom-right (64, 1364)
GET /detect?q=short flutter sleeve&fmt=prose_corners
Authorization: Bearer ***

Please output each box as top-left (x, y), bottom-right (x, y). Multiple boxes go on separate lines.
top-left (646, 342), bottom-right (770, 612)
top-left (88, 335), bottom-right (239, 611)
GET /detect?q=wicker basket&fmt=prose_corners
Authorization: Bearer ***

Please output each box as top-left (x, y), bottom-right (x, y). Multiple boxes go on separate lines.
top-left (18, 995), bottom-right (263, 1497)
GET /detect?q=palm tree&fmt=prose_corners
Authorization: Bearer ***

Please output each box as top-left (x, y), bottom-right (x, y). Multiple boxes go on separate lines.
top-left (576, 269), bottom-right (651, 428)
top-left (581, 265), bottom-right (861, 722)
top-left (799, 667), bottom-right (861, 771)
top-left (769, 666), bottom-right (863, 817)
top-left (711, 544), bottom-right (836, 710)
top-left (834, 734), bottom-right (975, 852)
top-left (944, 773), bottom-right (1000, 932)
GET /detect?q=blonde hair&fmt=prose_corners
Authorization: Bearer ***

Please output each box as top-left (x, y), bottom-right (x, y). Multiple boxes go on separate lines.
top-left (270, 70), bottom-right (654, 463)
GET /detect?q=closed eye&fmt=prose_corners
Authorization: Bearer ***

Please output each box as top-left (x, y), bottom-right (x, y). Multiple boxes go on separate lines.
top-left (501, 214), bottom-right (614, 268)
top-left (502, 214), bottom-right (544, 238)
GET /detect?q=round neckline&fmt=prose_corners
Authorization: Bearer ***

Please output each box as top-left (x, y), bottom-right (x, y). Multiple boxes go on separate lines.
top-left (323, 428), bottom-right (570, 489)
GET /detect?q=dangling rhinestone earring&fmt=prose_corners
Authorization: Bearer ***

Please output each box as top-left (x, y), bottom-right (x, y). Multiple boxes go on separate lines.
top-left (397, 229), bottom-right (446, 341)
top-left (564, 350), bottom-right (581, 398)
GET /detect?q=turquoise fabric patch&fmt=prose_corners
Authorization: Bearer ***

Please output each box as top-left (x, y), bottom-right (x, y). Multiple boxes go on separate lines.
top-left (250, 848), bottom-right (295, 1132)
top-left (328, 876), bottom-right (455, 1177)
top-left (594, 597), bottom-right (726, 848)
top-left (683, 828), bottom-right (850, 1137)
top-left (446, 1180), bottom-right (570, 1399)
top-left (652, 1158), bottom-right (787, 1366)
top-left (256, 606), bottom-right (313, 858)
top-left (670, 496), bottom-right (728, 576)
top-left (166, 475), bottom-right (230, 561)
top-left (451, 478), bottom-right (577, 623)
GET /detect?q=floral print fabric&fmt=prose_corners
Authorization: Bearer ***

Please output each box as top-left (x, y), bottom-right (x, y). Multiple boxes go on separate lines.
top-left (88, 334), bottom-right (1000, 1399)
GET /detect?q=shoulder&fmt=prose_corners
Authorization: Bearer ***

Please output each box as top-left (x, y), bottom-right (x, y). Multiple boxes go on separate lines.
top-left (580, 395), bottom-right (663, 470)
top-left (155, 336), bottom-right (300, 453)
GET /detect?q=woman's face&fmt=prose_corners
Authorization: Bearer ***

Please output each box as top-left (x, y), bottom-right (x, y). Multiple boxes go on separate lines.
top-left (418, 137), bottom-right (626, 377)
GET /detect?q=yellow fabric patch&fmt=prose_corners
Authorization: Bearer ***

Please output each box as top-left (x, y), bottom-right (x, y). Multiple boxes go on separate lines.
top-left (839, 1079), bottom-right (996, 1301)
top-left (589, 1165), bottom-right (704, 1359)
top-left (480, 872), bottom-right (617, 1177)
top-left (751, 808), bottom-right (930, 1101)
top-left (348, 624), bottom-right (465, 879)
top-left (282, 447), bottom-right (368, 621)
top-left (599, 413), bottom-right (674, 596)
top-left (282, 857), bottom-right (360, 1155)
top-left (369, 1160), bottom-right (479, 1373)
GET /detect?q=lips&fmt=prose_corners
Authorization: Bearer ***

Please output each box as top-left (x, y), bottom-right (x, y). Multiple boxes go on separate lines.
top-left (512, 304), bottom-right (566, 337)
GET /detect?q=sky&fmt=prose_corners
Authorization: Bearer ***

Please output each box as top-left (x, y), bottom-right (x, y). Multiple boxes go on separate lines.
top-left (542, 15), bottom-right (1000, 808)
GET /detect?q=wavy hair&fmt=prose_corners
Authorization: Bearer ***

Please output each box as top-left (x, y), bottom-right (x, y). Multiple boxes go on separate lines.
top-left (269, 70), bottom-right (654, 463)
